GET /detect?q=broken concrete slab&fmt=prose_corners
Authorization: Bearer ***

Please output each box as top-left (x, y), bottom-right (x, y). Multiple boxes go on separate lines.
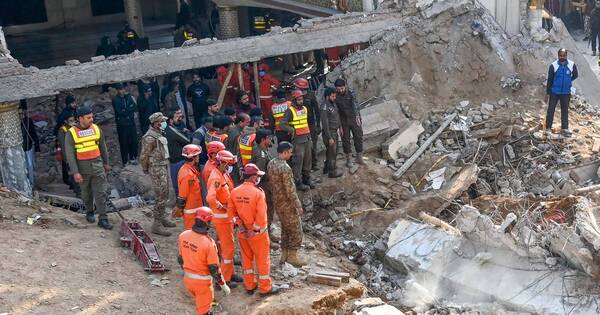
top-left (362, 164), bottom-right (478, 234)
top-left (0, 10), bottom-right (406, 102)
top-left (416, 0), bottom-right (471, 19)
top-left (380, 219), bottom-right (600, 314)
top-left (360, 98), bottom-right (411, 154)
top-left (566, 160), bottom-right (600, 185)
top-left (382, 120), bottom-right (424, 160)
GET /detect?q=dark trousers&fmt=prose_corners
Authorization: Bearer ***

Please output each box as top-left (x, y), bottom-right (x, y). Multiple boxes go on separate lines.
top-left (192, 103), bottom-right (207, 130)
top-left (546, 94), bottom-right (570, 130)
top-left (341, 119), bottom-right (364, 154)
top-left (310, 126), bottom-right (319, 166)
top-left (116, 124), bottom-right (138, 164)
top-left (323, 130), bottom-right (339, 174)
top-left (291, 139), bottom-right (312, 183)
top-left (61, 160), bottom-right (80, 195)
top-left (592, 28), bottom-right (600, 51)
top-left (169, 160), bottom-right (185, 196)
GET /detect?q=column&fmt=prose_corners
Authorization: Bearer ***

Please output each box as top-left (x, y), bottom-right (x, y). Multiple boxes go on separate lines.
top-left (125, 0), bottom-right (145, 37)
top-left (362, 0), bottom-right (374, 12)
top-left (218, 6), bottom-right (240, 39)
top-left (0, 102), bottom-right (32, 197)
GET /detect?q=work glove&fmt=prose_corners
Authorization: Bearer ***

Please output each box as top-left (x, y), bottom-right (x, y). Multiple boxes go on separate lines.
top-left (171, 207), bottom-right (183, 218)
top-left (220, 283), bottom-right (231, 296)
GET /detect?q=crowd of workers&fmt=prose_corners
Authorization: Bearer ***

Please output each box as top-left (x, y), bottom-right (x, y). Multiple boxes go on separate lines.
top-left (51, 56), bottom-right (365, 313)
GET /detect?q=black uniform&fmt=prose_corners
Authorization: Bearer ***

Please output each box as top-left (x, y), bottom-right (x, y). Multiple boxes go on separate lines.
top-left (303, 91), bottom-right (321, 168)
top-left (137, 93), bottom-right (159, 134)
top-left (336, 90), bottom-right (363, 154)
top-left (187, 82), bottom-right (210, 129)
top-left (320, 98), bottom-right (341, 174)
top-left (112, 94), bottom-right (139, 164)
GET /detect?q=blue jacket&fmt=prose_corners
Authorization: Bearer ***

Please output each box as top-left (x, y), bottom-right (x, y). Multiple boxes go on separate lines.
top-left (547, 60), bottom-right (578, 95)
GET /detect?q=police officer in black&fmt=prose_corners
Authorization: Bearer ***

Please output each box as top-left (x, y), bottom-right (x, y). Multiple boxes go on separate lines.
top-left (334, 79), bottom-right (365, 167)
top-left (320, 88), bottom-right (343, 178)
top-left (112, 83), bottom-right (139, 165)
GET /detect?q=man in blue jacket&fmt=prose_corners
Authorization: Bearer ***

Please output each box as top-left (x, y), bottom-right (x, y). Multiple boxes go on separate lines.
top-left (545, 48), bottom-right (578, 137)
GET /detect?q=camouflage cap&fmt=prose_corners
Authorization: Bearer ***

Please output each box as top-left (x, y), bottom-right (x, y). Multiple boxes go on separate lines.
top-left (148, 112), bottom-right (168, 123)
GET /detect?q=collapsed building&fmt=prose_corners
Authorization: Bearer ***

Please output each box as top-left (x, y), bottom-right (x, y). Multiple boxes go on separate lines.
top-left (4, 0), bottom-right (600, 314)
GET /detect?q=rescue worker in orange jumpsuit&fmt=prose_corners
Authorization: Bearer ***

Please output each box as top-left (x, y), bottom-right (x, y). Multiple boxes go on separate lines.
top-left (178, 207), bottom-right (231, 315)
top-left (173, 144), bottom-right (205, 230)
top-left (202, 141), bottom-right (225, 184)
top-left (325, 47), bottom-right (342, 71)
top-left (271, 89), bottom-right (291, 143)
top-left (228, 163), bottom-right (281, 296)
top-left (257, 63), bottom-right (280, 128)
top-left (217, 65), bottom-right (253, 108)
top-left (206, 150), bottom-right (243, 284)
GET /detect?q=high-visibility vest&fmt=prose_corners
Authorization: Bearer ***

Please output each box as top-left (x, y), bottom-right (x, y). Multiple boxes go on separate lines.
top-left (69, 124), bottom-right (101, 160)
top-left (126, 31), bottom-right (135, 40)
top-left (289, 106), bottom-right (310, 136)
top-left (183, 31), bottom-right (193, 41)
top-left (272, 101), bottom-right (290, 131)
top-left (238, 133), bottom-right (256, 166)
top-left (205, 130), bottom-right (228, 145)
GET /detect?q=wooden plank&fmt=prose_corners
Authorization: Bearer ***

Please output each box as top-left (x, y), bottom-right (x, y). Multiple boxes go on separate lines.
top-left (217, 64), bottom-right (235, 107)
top-left (253, 61), bottom-right (261, 110)
top-left (393, 113), bottom-right (457, 180)
top-left (315, 270), bottom-right (350, 283)
top-left (307, 273), bottom-right (342, 287)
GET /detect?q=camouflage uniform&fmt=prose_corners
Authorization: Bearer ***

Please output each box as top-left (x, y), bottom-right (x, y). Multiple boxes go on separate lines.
top-left (251, 143), bottom-right (274, 228)
top-left (140, 127), bottom-right (170, 222)
top-left (267, 157), bottom-right (303, 250)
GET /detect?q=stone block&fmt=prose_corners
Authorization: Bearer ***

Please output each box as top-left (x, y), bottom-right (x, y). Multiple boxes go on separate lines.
top-left (382, 120), bottom-right (424, 160)
top-left (568, 161), bottom-right (600, 185)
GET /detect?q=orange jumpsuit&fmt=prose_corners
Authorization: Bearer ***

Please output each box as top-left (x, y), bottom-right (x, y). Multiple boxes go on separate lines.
top-left (202, 159), bottom-right (217, 184)
top-left (228, 182), bottom-right (272, 293)
top-left (179, 230), bottom-right (220, 315)
top-left (258, 74), bottom-right (280, 127)
top-left (206, 168), bottom-right (236, 281)
top-left (178, 163), bottom-right (204, 230)
top-left (217, 65), bottom-right (253, 108)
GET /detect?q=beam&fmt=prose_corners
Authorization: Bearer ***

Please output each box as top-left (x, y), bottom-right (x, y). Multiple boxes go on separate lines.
top-left (0, 11), bottom-right (403, 102)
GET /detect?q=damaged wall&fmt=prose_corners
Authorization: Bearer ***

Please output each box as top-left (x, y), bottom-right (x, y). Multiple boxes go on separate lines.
top-left (327, 0), bottom-right (520, 120)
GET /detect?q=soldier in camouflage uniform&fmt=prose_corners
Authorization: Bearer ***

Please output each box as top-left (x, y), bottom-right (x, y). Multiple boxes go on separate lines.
top-left (266, 141), bottom-right (306, 267)
top-left (140, 112), bottom-right (176, 236)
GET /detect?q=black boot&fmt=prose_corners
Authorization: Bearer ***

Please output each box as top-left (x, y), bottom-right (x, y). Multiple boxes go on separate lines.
top-left (231, 274), bottom-right (244, 283)
top-left (98, 218), bottom-right (113, 230)
top-left (295, 181), bottom-right (310, 191)
top-left (303, 178), bottom-right (315, 189)
top-left (86, 212), bottom-right (96, 223)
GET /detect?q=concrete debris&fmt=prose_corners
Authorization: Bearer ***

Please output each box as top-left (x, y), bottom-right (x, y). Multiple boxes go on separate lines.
top-left (380, 217), bottom-right (600, 314)
top-left (500, 74), bottom-right (522, 90)
top-left (424, 167), bottom-right (445, 190)
top-left (382, 121), bottom-right (424, 160)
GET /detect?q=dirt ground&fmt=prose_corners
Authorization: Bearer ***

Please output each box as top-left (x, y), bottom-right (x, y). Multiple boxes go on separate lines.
top-left (0, 192), bottom-right (366, 315)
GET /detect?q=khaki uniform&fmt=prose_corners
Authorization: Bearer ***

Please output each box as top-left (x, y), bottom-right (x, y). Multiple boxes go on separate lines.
top-left (267, 157), bottom-right (303, 250)
top-left (280, 106), bottom-right (312, 184)
top-left (140, 128), bottom-right (170, 220)
top-left (251, 143), bottom-right (274, 228)
top-left (64, 123), bottom-right (110, 219)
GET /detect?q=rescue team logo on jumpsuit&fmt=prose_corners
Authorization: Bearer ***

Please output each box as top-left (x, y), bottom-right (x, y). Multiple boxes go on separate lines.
top-left (182, 240), bottom-right (198, 252)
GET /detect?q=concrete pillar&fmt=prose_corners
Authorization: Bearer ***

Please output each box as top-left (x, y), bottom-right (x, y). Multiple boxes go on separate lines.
top-left (0, 102), bottom-right (32, 196)
top-left (362, 0), bottom-right (375, 12)
top-left (125, 0), bottom-right (145, 37)
top-left (218, 6), bottom-right (240, 39)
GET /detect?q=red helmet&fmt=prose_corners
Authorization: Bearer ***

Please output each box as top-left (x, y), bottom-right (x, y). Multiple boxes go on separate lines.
top-left (182, 144), bottom-right (202, 158)
top-left (216, 150), bottom-right (237, 165)
top-left (291, 89), bottom-right (303, 100)
top-left (293, 78), bottom-right (309, 90)
top-left (207, 141), bottom-right (226, 154)
top-left (195, 207), bottom-right (214, 222)
top-left (243, 163), bottom-right (265, 176)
